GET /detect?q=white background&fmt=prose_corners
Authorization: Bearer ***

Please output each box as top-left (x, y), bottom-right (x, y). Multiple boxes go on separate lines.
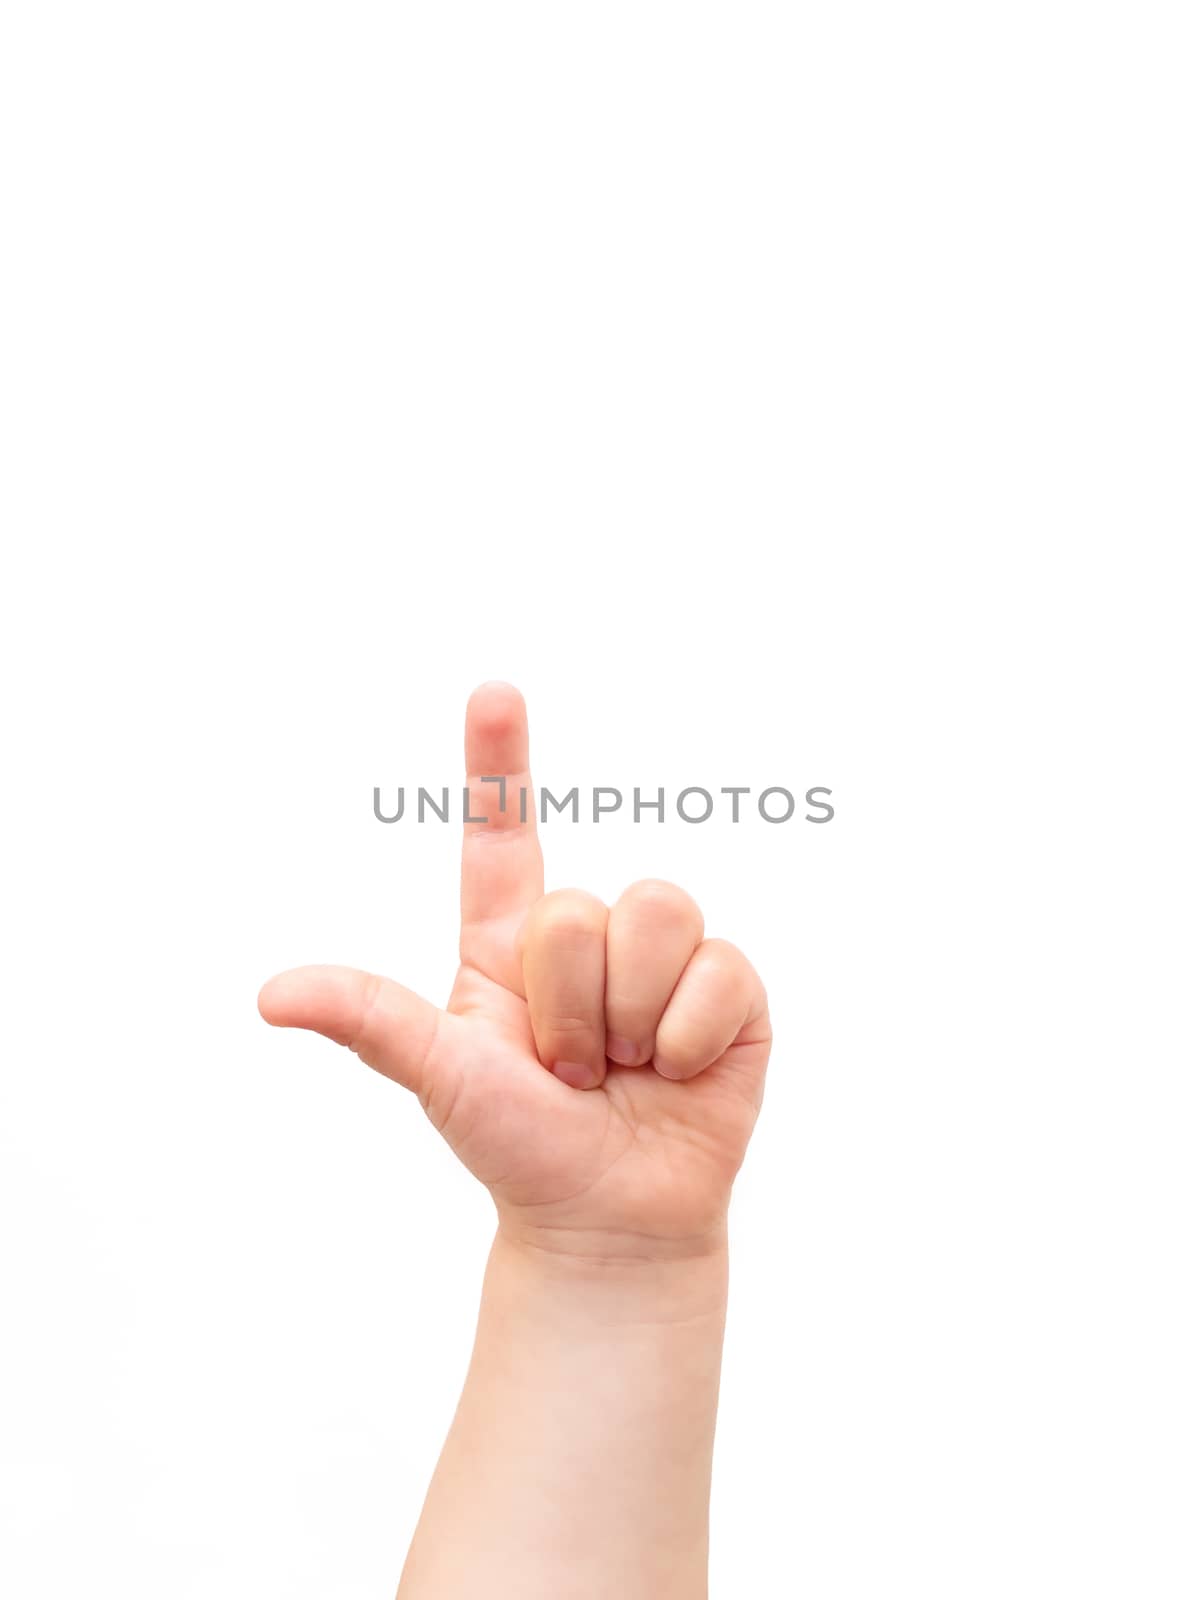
top-left (2, 4), bottom-right (1197, 1596)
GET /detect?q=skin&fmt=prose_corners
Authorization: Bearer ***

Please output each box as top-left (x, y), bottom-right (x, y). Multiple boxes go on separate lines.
top-left (259, 683), bottom-right (772, 1599)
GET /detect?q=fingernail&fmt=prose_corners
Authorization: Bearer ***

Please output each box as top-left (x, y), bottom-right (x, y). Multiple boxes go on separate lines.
top-left (552, 1060), bottom-right (601, 1090)
top-left (606, 1036), bottom-right (641, 1065)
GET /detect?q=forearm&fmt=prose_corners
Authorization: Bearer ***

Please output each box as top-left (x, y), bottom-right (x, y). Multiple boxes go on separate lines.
top-left (396, 1227), bottom-right (730, 1600)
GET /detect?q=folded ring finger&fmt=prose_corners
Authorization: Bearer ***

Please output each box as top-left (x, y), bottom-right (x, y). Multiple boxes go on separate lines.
top-left (605, 879), bottom-right (704, 1065)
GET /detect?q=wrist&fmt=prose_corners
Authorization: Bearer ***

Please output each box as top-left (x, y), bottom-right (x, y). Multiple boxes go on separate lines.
top-left (495, 1199), bottom-right (730, 1265)
top-left (487, 1222), bottom-right (730, 1330)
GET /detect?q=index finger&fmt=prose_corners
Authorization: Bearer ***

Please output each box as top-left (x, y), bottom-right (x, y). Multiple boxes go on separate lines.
top-left (459, 682), bottom-right (545, 987)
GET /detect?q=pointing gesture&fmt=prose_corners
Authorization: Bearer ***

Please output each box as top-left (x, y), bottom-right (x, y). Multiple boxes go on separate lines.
top-left (259, 683), bottom-right (771, 1255)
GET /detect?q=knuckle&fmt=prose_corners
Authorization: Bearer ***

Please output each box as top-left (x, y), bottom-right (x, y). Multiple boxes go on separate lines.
top-left (603, 989), bottom-right (646, 1024)
top-left (697, 936), bottom-right (742, 965)
top-left (619, 878), bottom-right (703, 932)
top-left (536, 888), bottom-right (607, 942)
top-left (689, 944), bottom-right (748, 1002)
top-left (543, 1013), bottom-right (602, 1038)
top-left (348, 972), bottom-right (384, 1057)
top-left (693, 942), bottom-right (758, 1005)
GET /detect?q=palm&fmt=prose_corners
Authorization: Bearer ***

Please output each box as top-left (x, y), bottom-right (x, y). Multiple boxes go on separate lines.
top-left (433, 960), bottom-right (766, 1239)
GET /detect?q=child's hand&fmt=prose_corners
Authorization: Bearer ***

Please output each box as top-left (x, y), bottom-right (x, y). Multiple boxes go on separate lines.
top-left (259, 684), bottom-right (771, 1260)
